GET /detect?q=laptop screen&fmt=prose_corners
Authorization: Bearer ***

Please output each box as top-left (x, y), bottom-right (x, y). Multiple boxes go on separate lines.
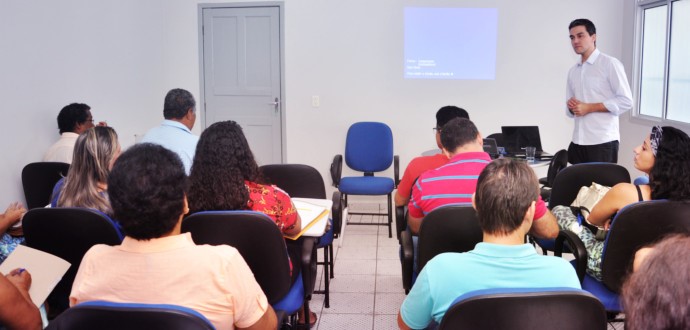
top-left (500, 126), bottom-right (543, 154)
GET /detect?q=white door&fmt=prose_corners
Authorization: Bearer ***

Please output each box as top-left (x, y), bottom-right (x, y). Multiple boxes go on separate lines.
top-left (201, 5), bottom-right (283, 165)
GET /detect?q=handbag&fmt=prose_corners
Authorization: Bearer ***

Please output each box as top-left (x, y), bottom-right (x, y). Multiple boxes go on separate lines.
top-left (571, 182), bottom-right (611, 240)
top-left (571, 182), bottom-right (611, 221)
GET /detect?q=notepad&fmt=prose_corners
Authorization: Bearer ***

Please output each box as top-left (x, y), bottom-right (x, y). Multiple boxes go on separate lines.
top-left (285, 198), bottom-right (332, 240)
top-left (0, 245), bottom-right (71, 307)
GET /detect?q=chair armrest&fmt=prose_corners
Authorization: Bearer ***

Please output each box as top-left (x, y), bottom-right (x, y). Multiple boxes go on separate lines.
top-left (555, 230), bottom-right (588, 283)
top-left (331, 191), bottom-right (343, 237)
top-left (394, 155), bottom-right (400, 187)
top-left (401, 230), bottom-right (414, 293)
top-left (330, 155), bottom-right (342, 188)
top-left (395, 206), bottom-right (407, 242)
top-left (301, 238), bottom-right (317, 298)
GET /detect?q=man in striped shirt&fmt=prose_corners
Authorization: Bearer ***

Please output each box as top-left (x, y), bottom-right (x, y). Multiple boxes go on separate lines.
top-left (407, 118), bottom-right (558, 240)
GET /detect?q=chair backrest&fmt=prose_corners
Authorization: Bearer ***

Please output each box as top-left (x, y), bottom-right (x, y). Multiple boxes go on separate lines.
top-left (46, 301), bottom-right (215, 330)
top-left (438, 288), bottom-right (606, 330)
top-left (486, 133), bottom-right (504, 149)
top-left (544, 149), bottom-right (568, 187)
top-left (21, 162), bottom-right (70, 209)
top-left (22, 208), bottom-right (123, 312)
top-left (601, 200), bottom-right (690, 293)
top-left (344, 122), bottom-right (393, 173)
top-left (261, 163), bottom-right (343, 237)
top-left (181, 211), bottom-right (292, 304)
top-left (260, 164), bottom-right (326, 199)
top-left (417, 205), bottom-right (483, 272)
top-left (548, 163), bottom-right (630, 208)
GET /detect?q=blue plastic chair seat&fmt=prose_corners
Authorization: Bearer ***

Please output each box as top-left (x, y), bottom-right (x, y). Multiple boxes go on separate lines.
top-left (316, 225), bottom-right (334, 249)
top-left (339, 176), bottom-right (394, 195)
top-left (272, 273), bottom-right (304, 315)
top-left (569, 260), bottom-right (621, 312)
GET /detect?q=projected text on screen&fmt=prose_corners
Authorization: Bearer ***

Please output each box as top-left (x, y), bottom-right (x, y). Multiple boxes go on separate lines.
top-left (404, 7), bottom-right (498, 80)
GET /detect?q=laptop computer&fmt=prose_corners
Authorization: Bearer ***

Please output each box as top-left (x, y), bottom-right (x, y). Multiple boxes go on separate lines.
top-left (482, 138), bottom-right (500, 159)
top-left (500, 126), bottom-right (552, 159)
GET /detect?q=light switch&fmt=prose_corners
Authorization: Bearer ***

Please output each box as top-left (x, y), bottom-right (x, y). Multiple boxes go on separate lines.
top-left (312, 95), bottom-right (320, 108)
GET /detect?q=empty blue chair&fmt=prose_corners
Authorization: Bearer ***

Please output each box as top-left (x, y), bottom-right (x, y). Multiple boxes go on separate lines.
top-left (46, 301), bottom-right (215, 330)
top-left (331, 122), bottom-right (399, 238)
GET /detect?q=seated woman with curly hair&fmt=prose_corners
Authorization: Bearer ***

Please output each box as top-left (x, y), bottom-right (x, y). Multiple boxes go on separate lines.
top-left (553, 126), bottom-right (690, 281)
top-left (188, 121), bottom-right (316, 326)
top-left (187, 120), bottom-right (302, 236)
top-left (51, 126), bottom-right (121, 216)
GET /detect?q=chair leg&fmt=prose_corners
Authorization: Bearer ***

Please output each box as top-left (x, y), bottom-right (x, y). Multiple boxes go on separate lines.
top-left (329, 243), bottom-right (335, 278)
top-left (323, 245), bottom-right (330, 308)
top-left (387, 193), bottom-right (393, 238)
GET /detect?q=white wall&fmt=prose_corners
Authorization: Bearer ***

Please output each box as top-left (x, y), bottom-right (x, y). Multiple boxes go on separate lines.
top-left (1, 0), bottom-right (629, 206)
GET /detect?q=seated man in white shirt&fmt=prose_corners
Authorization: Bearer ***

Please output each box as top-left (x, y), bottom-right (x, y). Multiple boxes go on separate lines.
top-left (43, 103), bottom-right (95, 163)
top-left (140, 88), bottom-right (199, 174)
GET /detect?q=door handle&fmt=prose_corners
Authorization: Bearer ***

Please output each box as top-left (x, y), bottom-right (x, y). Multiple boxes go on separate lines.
top-left (269, 97), bottom-right (280, 113)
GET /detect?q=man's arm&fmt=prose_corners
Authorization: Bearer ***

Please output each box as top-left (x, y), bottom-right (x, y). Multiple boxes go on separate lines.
top-left (238, 305), bottom-right (277, 330)
top-left (530, 210), bottom-right (559, 239)
top-left (0, 270), bottom-right (42, 330)
top-left (397, 312), bottom-right (412, 330)
top-left (395, 192), bottom-right (409, 208)
top-left (407, 214), bottom-right (423, 235)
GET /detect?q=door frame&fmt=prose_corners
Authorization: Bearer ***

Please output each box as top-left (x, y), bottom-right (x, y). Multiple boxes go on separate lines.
top-left (197, 1), bottom-right (287, 162)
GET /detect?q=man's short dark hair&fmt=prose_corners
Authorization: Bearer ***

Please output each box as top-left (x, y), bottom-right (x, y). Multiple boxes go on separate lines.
top-left (57, 103), bottom-right (91, 134)
top-left (163, 88), bottom-right (196, 120)
top-left (569, 18), bottom-right (596, 36)
top-left (436, 105), bottom-right (469, 129)
top-left (474, 159), bottom-right (539, 235)
top-left (440, 118), bottom-right (479, 152)
top-left (108, 143), bottom-right (187, 240)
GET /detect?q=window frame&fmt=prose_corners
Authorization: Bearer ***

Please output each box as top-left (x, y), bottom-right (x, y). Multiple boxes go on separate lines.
top-left (632, 0), bottom-right (690, 128)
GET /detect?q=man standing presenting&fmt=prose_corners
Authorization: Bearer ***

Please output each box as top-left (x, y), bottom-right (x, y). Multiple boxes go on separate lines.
top-left (44, 103), bottom-right (95, 163)
top-left (141, 88), bottom-right (199, 174)
top-left (566, 18), bottom-right (633, 164)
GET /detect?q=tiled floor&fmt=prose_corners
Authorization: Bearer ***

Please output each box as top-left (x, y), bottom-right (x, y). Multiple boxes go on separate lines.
top-left (306, 203), bottom-right (624, 330)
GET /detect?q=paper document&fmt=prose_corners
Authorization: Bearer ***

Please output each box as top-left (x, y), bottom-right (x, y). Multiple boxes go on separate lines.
top-left (285, 198), bottom-right (333, 240)
top-left (0, 245), bottom-right (71, 307)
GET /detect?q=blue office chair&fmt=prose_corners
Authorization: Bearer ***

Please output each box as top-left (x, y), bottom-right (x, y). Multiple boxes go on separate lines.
top-left (46, 301), bottom-right (215, 330)
top-left (260, 164), bottom-right (343, 308)
top-left (182, 211), bottom-right (307, 327)
top-left (534, 163), bottom-right (630, 254)
top-left (438, 288), bottom-right (606, 330)
top-left (22, 207), bottom-right (124, 318)
top-left (555, 200), bottom-right (690, 320)
top-left (330, 122), bottom-right (399, 238)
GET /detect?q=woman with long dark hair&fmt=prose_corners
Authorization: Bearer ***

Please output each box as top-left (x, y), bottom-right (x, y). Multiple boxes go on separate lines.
top-left (553, 126), bottom-right (690, 281)
top-left (187, 120), bottom-right (301, 236)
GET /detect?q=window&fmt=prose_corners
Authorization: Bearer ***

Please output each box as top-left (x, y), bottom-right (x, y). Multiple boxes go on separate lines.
top-left (636, 0), bottom-right (690, 124)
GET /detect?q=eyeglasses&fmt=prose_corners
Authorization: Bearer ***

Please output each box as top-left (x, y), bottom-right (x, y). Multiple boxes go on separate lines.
top-left (433, 127), bottom-right (442, 133)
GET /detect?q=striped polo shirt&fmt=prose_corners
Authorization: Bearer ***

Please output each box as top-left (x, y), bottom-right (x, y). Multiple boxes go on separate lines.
top-left (408, 152), bottom-right (492, 218)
